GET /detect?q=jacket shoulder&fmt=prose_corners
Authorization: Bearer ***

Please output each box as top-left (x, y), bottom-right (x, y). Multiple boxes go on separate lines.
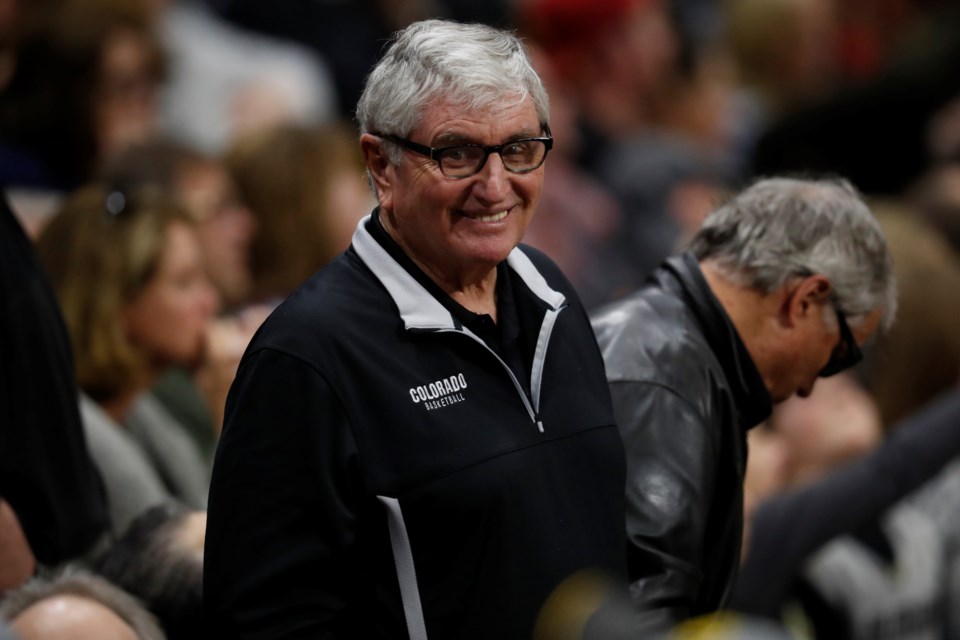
top-left (245, 252), bottom-right (391, 367)
top-left (591, 284), bottom-right (720, 393)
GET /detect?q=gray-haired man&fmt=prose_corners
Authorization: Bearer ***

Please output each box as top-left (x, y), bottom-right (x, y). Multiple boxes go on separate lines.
top-left (205, 18), bottom-right (627, 639)
top-left (591, 177), bottom-right (897, 627)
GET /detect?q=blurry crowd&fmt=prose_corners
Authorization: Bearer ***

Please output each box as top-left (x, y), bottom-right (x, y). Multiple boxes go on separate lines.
top-left (2, 0), bottom-right (960, 638)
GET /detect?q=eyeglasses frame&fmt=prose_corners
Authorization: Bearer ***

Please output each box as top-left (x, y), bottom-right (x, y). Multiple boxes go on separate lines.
top-left (819, 301), bottom-right (863, 377)
top-left (376, 131), bottom-right (554, 179)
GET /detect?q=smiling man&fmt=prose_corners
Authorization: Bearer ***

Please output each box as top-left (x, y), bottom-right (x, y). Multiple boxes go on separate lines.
top-left (590, 177), bottom-right (897, 630)
top-left (204, 19), bottom-right (628, 639)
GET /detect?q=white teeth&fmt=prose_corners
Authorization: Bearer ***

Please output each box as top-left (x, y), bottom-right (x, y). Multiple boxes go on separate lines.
top-left (474, 211), bottom-right (508, 223)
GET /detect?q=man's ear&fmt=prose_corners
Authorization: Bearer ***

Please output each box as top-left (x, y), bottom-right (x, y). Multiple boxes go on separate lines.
top-left (360, 133), bottom-right (393, 210)
top-left (784, 274), bottom-right (832, 324)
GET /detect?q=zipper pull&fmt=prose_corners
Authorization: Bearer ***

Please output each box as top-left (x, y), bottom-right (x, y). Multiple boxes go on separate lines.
top-left (535, 414), bottom-right (544, 433)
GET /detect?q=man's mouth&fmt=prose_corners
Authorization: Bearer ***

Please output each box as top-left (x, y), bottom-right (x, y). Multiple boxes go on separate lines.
top-left (469, 210), bottom-right (508, 223)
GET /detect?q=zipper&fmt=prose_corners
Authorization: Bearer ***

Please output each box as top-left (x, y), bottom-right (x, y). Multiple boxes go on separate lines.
top-left (436, 309), bottom-right (562, 434)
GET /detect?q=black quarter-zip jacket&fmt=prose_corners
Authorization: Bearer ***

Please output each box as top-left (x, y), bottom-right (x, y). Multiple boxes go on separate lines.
top-left (205, 213), bottom-right (628, 639)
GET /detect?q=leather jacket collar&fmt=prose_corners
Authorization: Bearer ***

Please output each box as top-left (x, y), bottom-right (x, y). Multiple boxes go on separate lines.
top-left (662, 252), bottom-right (772, 432)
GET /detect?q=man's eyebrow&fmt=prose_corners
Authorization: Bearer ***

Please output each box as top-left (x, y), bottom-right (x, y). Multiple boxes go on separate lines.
top-left (432, 127), bottom-right (542, 146)
top-left (432, 132), bottom-right (472, 145)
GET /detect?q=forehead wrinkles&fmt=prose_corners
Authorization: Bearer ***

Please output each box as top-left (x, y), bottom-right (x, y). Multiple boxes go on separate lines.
top-left (420, 95), bottom-right (540, 143)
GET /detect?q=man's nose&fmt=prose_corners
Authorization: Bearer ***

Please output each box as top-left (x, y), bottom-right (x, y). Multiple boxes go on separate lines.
top-left (473, 153), bottom-right (510, 201)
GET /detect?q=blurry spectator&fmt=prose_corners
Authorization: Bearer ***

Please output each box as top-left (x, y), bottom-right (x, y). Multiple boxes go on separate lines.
top-left (907, 160), bottom-right (960, 259)
top-left (773, 372), bottom-right (883, 487)
top-left (150, 0), bottom-right (337, 154)
top-left (36, 184), bottom-right (218, 534)
top-left (520, 45), bottom-right (637, 309)
top-left (95, 502), bottom-right (205, 640)
top-left (861, 200), bottom-right (960, 427)
top-left (648, 43), bottom-right (739, 168)
top-left (0, 192), bottom-right (109, 589)
top-left (225, 121), bottom-right (373, 303)
top-left (834, 0), bottom-right (935, 81)
top-left (733, 377), bottom-right (960, 639)
top-left (0, 566), bottom-right (164, 640)
top-left (520, 0), bottom-right (727, 285)
top-left (723, 0), bottom-right (843, 175)
top-left (101, 138), bottom-right (262, 443)
top-left (0, 0), bottom-right (59, 90)
top-left (867, 179), bottom-right (960, 638)
top-left (210, 0), bottom-right (438, 118)
top-left (592, 133), bottom-right (727, 284)
top-left (726, 0), bottom-right (842, 120)
top-left (518, 0), bottom-right (678, 146)
top-left (101, 138), bottom-right (256, 312)
top-left (0, 0), bottom-right (164, 192)
top-left (591, 177), bottom-right (896, 628)
top-left (749, 5), bottom-right (960, 195)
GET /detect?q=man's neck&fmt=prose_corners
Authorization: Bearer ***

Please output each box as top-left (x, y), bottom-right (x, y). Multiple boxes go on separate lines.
top-left (379, 211), bottom-right (499, 319)
top-left (699, 259), bottom-right (780, 391)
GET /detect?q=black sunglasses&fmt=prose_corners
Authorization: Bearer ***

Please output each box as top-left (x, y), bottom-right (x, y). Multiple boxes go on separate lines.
top-left (819, 303), bottom-right (863, 377)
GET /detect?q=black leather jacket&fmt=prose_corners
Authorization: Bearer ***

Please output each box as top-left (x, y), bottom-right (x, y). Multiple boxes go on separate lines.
top-left (591, 252), bottom-right (772, 625)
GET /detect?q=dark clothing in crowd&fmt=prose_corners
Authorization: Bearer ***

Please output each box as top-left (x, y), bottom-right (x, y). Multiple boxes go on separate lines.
top-left (591, 253), bottom-right (772, 624)
top-left (213, 0), bottom-right (513, 118)
top-left (0, 192), bottom-right (109, 564)
top-left (205, 212), bottom-right (628, 638)
top-left (751, 10), bottom-right (960, 196)
top-left (731, 390), bottom-right (960, 633)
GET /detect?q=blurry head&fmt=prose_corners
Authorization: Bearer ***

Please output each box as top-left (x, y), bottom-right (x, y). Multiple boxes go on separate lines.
top-left (726, 0), bottom-right (840, 112)
top-left (691, 177), bottom-right (896, 401)
top-left (36, 184), bottom-right (218, 402)
top-left (0, 566), bottom-right (164, 640)
top-left (227, 122), bottom-right (372, 301)
top-left (518, 0), bottom-right (677, 98)
top-left (357, 19), bottom-right (552, 280)
top-left (0, 0), bottom-right (58, 54)
top-left (102, 139), bottom-right (257, 309)
top-left (909, 161), bottom-right (960, 257)
top-left (95, 502), bottom-right (204, 640)
top-left (860, 202), bottom-right (960, 427)
top-left (771, 372), bottom-right (882, 486)
top-left (0, 0), bottom-right (164, 188)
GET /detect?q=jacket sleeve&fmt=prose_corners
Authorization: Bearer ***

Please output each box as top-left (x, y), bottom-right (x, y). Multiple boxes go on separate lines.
top-left (0, 193), bottom-right (109, 563)
top-left (609, 379), bottom-right (716, 624)
top-left (204, 347), bottom-right (361, 639)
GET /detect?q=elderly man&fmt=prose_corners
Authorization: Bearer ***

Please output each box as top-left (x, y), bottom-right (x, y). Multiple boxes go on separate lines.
top-left (591, 177), bottom-right (896, 626)
top-left (204, 19), bottom-right (628, 638)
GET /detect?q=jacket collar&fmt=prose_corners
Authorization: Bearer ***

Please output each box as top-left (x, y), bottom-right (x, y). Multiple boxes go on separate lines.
top-left (351, 212), bottom-right (565, 331)
top-left (663, 252), bottom-right (772, 431)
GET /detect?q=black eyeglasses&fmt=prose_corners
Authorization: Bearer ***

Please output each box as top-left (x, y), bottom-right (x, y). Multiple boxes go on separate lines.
top-left (377, 132), bottom-right (553, 179)
top-left (819, 302), bottom-right (863, 377)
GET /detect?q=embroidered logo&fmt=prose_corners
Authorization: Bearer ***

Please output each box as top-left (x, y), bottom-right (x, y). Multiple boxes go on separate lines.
top-left (409, 373), bottom-right (467, 411)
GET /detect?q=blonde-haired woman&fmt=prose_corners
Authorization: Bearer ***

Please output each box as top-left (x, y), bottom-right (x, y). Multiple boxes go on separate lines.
top-left (37, 184), bottom-right (218, 533)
